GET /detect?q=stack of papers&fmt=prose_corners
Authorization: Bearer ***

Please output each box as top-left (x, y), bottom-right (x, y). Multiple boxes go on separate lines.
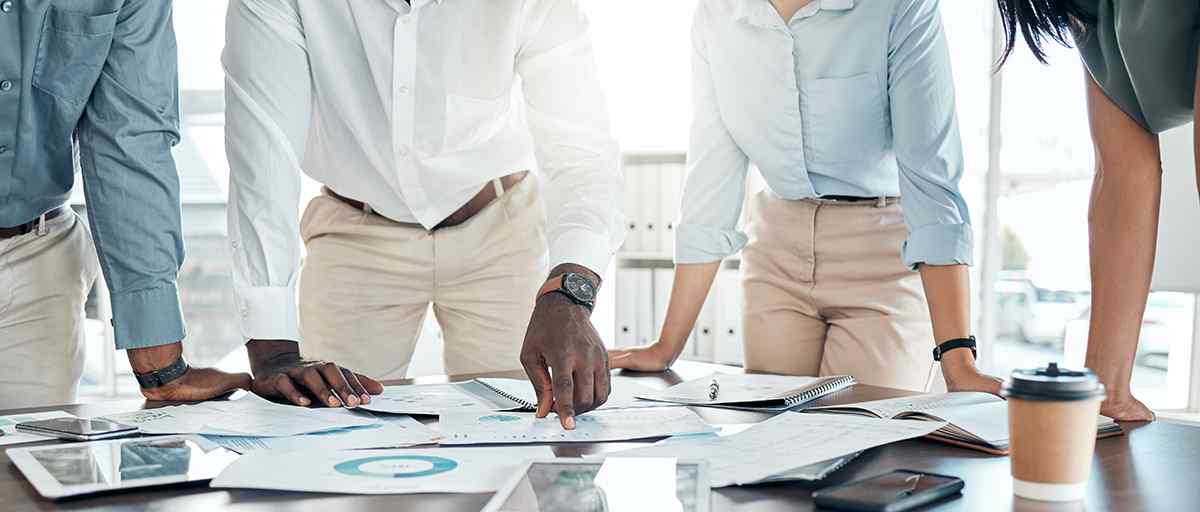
top-left (361, 378), bottom-right (665, 416)
top-left (600, 412), bottom-right (945, 486)
top-left (103, 394), bottom-right (379, 437)
top-left (636, 373), bottom-right (855, 411)
top-left (211, 446), bottom-right (554, 494)
top-left (438, 408), bottom-right (715, 445)
top-left (203, 414), bottom-right (439, 453)
top-left (806, 392), bottom-right (1122, 454)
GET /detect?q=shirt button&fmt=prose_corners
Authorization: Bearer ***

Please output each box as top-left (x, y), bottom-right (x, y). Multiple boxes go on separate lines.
top-left (231, 240), bottom-right (240, 249)
top-left (0, 1), bottom-right (12, 13)
top-left (398, 85), bottom-right (410, 95)
top-left (240, 307), bottom-right (249, 318)
top-left (0, 146), bottom-right (8, 155)
top-left (0, 80), bottom-right (11, 91)
top-left (397, 145), bottom-right (410, 157)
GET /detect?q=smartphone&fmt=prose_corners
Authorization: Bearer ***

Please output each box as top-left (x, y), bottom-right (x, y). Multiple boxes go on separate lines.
top-left (812, 470), bottom-right (963, 512)
top-left (15, 418), bottom-right (139, 442)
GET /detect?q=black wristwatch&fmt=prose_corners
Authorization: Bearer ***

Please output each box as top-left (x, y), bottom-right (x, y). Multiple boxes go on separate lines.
top-left (537, 272), bottom-right (598, 311)
top-left (134, 355), bottom-right (190, 389)
top-left (932, 336), bottom-right (978, 362)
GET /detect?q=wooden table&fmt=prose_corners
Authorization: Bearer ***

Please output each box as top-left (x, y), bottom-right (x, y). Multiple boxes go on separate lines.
top-left (1, 361), bottom-right (1193, 512)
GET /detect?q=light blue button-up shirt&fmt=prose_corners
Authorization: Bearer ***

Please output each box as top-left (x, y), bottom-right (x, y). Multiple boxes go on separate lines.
top-left (0, 0), bottom-right (185, 349)
top-left (677, 0), bottom-right (973, 269)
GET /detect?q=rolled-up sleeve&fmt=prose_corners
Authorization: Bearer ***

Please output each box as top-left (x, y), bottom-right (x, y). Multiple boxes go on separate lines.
top-left (77, 0), bottom-right (185, 350)
top-left (516, 0), bottom-right (623, 278)
top-left (223, 0), bottom-right (311, 342)
top-left (675, 5), bottom-right (751, 265)
top-left (888, 0), bottom-right (974, 268)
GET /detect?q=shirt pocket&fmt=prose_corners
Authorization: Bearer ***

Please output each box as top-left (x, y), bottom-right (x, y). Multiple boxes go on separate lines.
top-left (800, 73), bottom-right (888, 164)
top-left (31, 7), bottom-right (119, 105)
top-left (441, 91), bottom-right (513, 154)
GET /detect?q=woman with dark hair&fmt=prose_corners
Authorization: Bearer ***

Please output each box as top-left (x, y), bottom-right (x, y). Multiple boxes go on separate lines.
top-left (994, 0), bottom-right (1199, 421)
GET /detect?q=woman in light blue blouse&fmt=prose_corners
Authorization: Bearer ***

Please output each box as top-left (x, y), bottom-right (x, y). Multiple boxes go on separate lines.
top-left (612, 0), bottom-right (1002, 393)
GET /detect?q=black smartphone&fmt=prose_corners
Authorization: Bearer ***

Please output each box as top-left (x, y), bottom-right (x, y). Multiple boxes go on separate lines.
top-left (812, 470), bottom-right (964, 512)
top-left (14, 418), bottom-right (139, 442)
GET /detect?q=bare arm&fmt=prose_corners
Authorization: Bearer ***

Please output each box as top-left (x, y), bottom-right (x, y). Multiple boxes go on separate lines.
top-left (610, 262), bottom-right (720, 371)
top-left (919, 264), bottom-right (1002, 393)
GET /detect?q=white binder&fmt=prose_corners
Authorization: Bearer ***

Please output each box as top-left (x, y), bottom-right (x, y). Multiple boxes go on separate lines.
top-left (621, 164), bottom-right (641, 252)
top-left (634, 269), bottom-right (655, 346)
top-left (658, 163), bottom-right (683, 257)
top-left (614, 269), bottom-right (639, 347)
top-left (715, 269), bottom-right (744, 365)
top-left (638, 166), bottom-right (661, 254)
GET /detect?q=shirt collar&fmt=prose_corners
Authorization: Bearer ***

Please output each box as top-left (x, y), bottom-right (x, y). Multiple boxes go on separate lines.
top-left (733, 0), bottom-right (857, 28)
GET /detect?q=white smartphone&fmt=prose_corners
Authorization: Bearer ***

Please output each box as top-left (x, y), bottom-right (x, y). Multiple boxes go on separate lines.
top-left (15, 417), bottom-right (139, 441)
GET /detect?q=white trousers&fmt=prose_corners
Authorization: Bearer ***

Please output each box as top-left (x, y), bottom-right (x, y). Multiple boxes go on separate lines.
top-left (0, 212), bottom-right (98, 409)
top-left (298, 176), bottom-right (548, 380)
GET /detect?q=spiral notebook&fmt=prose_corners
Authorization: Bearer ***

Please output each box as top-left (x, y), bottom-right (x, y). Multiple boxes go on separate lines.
top-left (634, 373), bottom-right (856, 411)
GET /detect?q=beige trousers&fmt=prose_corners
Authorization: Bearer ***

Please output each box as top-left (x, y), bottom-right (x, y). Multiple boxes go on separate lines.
top-left (298, 177), bottom-right (548, 380)
top-left (0, 212), bottom-right (98, 409)
top-left (740, 192), bottom-right (942, 392)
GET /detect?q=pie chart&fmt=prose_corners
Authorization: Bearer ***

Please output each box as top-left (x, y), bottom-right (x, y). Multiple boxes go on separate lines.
top-left (334, 455), bottom-right (459, 478)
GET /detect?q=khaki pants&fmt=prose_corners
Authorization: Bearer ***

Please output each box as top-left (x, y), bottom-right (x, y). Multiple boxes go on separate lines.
top-left (298, 177), bottom-right (548, 380)
top-left (0, 212), bottom-right (98, 409)
top-left (740, 192), bottom-right (942, 392)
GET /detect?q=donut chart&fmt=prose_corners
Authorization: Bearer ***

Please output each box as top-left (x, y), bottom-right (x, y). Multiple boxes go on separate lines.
top-left (333, 455), bottom-right (459, 479)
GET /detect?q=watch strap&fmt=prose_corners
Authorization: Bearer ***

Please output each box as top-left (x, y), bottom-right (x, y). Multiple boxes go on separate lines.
top-left (932, 336), bottom-right (978, 362)
top-left (134, 355), bottom-right (189, 389)
top-left (537, 273), bottom-right (596, 310)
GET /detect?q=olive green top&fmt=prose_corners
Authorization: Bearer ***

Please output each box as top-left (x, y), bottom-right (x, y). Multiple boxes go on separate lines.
top-left (1073, 1), bottom-right (1199, 133)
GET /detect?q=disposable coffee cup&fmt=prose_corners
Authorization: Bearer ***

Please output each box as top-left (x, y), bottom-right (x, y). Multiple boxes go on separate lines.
top-left (1002, 363), bottom-right (1105, 502)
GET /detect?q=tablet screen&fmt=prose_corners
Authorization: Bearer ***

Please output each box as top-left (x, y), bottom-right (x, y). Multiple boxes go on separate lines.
top-left (490, 459), bottom-right (707, 512)
top-left (11, 436), bottom-right (239, 498)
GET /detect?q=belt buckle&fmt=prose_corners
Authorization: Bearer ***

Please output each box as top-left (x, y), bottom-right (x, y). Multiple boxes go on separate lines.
top-left (36, 213), bottom-right (48, 237)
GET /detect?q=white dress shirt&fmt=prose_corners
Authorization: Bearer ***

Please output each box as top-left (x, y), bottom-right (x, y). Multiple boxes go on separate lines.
top-left (223, 0), bottom-right (623, 342)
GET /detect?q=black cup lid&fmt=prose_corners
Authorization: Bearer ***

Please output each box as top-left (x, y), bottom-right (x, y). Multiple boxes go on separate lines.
top-left (1001, 362), bottom-right (1105, 401)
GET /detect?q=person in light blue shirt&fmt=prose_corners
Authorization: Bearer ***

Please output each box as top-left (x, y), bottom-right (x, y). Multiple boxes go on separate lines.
top-left (0, 0), bottom-right (253, 408)
top-left (0, 0), bottom-right (376, 408)
top-left (612, 0), bottom-right (1002, 394)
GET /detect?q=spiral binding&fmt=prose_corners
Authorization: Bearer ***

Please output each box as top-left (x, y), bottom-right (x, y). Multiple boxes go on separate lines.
top-left (477, 379), bottom-right (537, 410)
top-left (783, 376), bottom-right (856, 406)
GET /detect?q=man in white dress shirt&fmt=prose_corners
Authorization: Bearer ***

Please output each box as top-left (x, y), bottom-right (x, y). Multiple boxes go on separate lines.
top-left (223, 0), bottom-right (623, 427)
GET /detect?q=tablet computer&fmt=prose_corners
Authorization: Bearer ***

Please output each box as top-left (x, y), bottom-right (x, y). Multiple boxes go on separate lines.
top-left (7, 435), bottom-right (239, 499)
top-left (482, 458), bottom-right (710, 512)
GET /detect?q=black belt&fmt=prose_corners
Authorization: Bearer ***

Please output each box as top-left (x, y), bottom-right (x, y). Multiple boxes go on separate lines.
top-left (0, 206), bottom-right (69, 239)
top-left (822, 195), bottom-right (880, 202)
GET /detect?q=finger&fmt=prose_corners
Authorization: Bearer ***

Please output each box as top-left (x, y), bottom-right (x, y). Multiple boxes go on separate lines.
top-left (357, 373), bottom-right (384, 395)
top-left (272, 375), bottom-right (311, 407)
top-left (594, 366), bottom-right (611, 409)
top-left (573, 369), bottom-right (596, 416)
top-left (552, 369), bottom-right (577, 430)
top-left (340, 368), bottom-right (369, 404)
top-left (317, 363), bottom-right (359, 407)
top-left (522, 352), bottom-right (555, 418)
top-left (295, 367), bottom-right (339, 408)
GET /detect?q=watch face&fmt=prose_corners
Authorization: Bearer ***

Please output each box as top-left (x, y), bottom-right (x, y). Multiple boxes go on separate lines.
top-left (563, 273), bottom-right (597, 302)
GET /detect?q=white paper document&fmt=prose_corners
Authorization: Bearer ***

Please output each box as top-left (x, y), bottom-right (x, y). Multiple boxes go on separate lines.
top-left (475, 378), bottom-right (669, 410)
top-left (360, 382), bottom-right (516, 416)
top-left (602, 412), bottom-right (945, 486)
top-left (203, 414), bottom-right (439, 453)
top-left (0, 411), bottom-right (77, 446)
top-left (103, 393), bottom-right (379, 437)
top-left (211, 446), bottom-right (554, 494)
top-left (438, 408), bottom-right (715, 445)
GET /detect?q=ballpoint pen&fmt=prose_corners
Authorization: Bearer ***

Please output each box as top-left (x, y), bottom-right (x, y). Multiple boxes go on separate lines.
top-left (708, 377), bottom-right (720, 400)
